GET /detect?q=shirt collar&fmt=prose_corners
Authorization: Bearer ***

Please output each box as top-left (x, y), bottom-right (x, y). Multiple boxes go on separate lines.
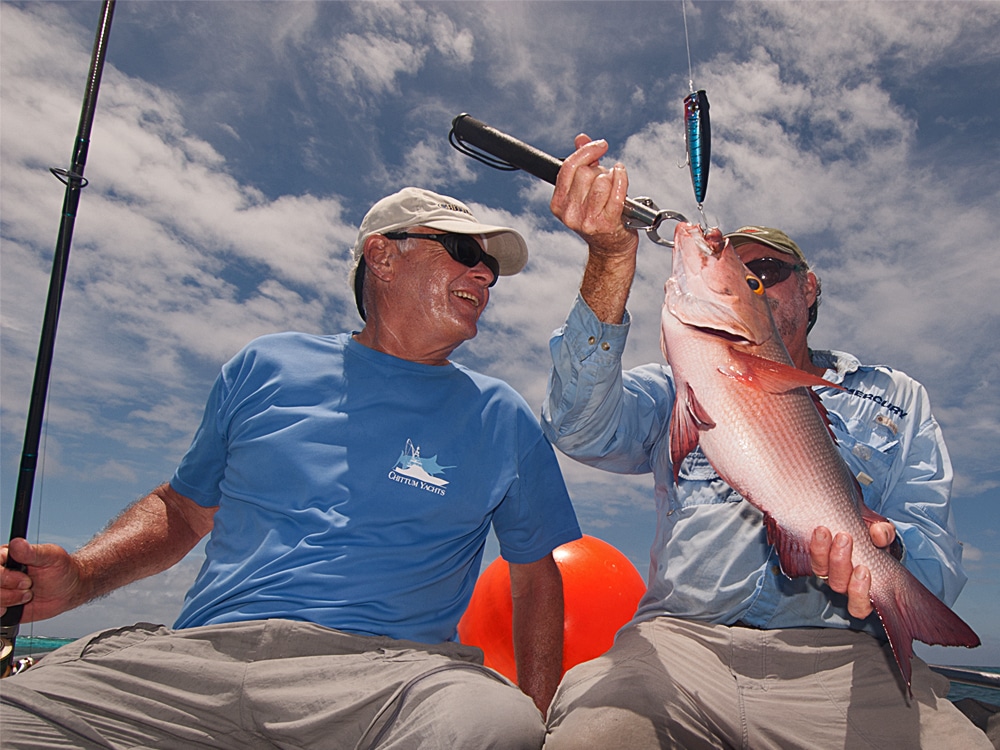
top-left (809, 349), bottom-right (861, 384)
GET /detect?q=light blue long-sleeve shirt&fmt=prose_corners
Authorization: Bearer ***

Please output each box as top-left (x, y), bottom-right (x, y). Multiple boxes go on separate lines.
top-left (542, 295), bottom-right (967, 636)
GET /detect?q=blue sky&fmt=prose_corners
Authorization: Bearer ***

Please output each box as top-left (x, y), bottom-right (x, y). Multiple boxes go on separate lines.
top-left (2, 1), bottom-right (998, 669)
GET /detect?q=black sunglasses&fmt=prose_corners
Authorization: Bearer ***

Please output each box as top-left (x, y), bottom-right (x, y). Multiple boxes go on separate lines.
top-left (384, 231), bottom-right (500, 287)
top-left (743, 257), bottom-right (806, 288)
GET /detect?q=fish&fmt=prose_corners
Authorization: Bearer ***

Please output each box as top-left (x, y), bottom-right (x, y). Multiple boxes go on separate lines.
top-left (659, 222), bottom-right (980, 692)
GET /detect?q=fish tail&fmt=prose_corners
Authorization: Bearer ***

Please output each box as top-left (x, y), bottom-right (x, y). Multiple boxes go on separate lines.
top-left (872, 565), bottom-right (980, 693)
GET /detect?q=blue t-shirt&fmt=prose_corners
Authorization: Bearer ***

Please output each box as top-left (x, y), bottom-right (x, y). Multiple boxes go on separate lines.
top-left (171, 332), bottom-right (580, 643)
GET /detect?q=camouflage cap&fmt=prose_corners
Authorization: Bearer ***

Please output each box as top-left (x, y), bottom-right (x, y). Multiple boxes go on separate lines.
top-left (725, 225), bottom-right (809, 268)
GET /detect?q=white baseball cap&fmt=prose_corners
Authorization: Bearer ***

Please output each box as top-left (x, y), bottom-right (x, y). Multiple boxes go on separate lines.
top-left (351, 187), bottom-right (528, 278)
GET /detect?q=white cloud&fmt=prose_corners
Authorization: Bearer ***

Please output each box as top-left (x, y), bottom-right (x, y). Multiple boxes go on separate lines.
top-left (324, 32), bottom-right (427, 96)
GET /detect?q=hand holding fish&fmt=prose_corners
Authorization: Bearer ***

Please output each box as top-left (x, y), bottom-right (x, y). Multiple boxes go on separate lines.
top-left (810, 523), bottom-right (897, 619)
top-left (551, 135), bottom-right (638, 324)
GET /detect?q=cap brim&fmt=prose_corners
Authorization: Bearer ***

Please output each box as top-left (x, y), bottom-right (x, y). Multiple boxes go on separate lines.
top-left (420, 218), bottom-right (528, 276)
top-left (725, 232), bottom-right (807, 265)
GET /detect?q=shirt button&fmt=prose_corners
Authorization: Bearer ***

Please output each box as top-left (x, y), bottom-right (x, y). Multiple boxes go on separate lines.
top-left (601, 342), bottom-right (611, 351)
top-left (588, 336), bottom-right (596, 345)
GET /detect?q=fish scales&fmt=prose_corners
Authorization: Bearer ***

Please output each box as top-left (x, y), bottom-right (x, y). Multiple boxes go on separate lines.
top-left (665, 312), bottom-right (866, 572)
top-left (659, 222), bottom-right (979, 693)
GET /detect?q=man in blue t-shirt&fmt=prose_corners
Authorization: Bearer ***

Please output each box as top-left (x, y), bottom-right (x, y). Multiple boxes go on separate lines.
top-left (1, 187), bottom-right (581, 749)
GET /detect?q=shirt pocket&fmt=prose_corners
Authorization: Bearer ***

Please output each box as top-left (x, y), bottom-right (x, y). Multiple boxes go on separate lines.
top-left (673, 449), bottom-right (743, 510)
top-left (829, 428), bottom-right (899, 512)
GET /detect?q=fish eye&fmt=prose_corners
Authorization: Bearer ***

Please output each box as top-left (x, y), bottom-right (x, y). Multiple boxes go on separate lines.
top-left (746, 275), bottom-right (765, 295)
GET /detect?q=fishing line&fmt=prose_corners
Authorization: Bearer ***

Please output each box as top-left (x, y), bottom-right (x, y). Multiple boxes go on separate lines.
top-left (682, 0), bottom-right (695, 94)
top-left (446, 6), bottom-right (712, 246)
top-left (680, 0), bottom-right (711, 228)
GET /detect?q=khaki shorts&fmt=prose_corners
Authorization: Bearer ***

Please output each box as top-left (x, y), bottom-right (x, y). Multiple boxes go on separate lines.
top-left (544, 617), bottom-right (991, 750)
top-left (1, 619), bottom-right (545, 749)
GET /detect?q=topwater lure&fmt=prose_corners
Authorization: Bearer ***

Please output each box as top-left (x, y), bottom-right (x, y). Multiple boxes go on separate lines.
top-left (684, 89), bottom-right (710, 213)
top-left (680, 0), bottom-right (710, 224)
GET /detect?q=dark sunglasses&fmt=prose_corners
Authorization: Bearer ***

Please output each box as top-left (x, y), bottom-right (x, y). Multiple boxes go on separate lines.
top-left (384, 231), bottom-right (500, 287)
top-left (743, 257), bottom-right (806, 288)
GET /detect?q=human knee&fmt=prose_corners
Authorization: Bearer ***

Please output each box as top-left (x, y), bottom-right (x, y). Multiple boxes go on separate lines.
top-left (443, 677), bottom-right (545, 747)
top-left (545, 706), bottom-right (661, 750)
top-left (375, 667), bottom-right (545, 749)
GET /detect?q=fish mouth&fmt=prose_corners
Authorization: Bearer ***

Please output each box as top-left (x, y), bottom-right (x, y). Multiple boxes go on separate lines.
top-left (665, 279), bottom-right (765, 344)
top-left (688, 323), bottom-right (753, 344)
top-left (666, 228), bottom-right (775, 346)
top-left (681, 309), bottom-right (761, 345)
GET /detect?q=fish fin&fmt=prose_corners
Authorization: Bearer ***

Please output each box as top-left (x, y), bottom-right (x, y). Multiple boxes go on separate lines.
top-left (723, 350), bottom-right (843, 395)
top-left (762, 513), bottom-right (814, 578)
top-left (852, 496), bottom-right (908, 560)
top-left (669, 384), bottom-right (714, 480)
top-left (872, 564), bottom-right (981, 695)
top-left (685, 384), bottom-right (715, 428)
top-left (858, 499), bottom-right (890, 526)
top-left (766, 512), bottom-right (981, 695)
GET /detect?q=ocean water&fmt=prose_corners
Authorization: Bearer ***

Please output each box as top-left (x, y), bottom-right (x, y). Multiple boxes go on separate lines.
top-left (9, 636), bottom-right (999, 709)
top-left (944, 666), bottom-right (1000, 706)
top-left (11, 635), bottom-right (75, 658)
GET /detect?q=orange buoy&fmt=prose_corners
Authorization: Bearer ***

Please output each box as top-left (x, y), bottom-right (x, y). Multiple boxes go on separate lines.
top-left (457, 535), bottom-right (646, 683)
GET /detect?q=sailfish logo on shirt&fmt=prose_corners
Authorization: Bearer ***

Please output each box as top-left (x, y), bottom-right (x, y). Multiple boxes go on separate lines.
top-left (391, 439), bottom-right (453, 488)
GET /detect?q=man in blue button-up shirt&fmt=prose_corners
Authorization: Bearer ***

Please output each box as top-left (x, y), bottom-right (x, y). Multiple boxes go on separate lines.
top-left (540, 135), bottom-right (988, 749)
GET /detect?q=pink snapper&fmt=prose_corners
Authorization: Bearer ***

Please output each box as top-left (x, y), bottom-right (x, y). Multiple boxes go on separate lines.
top-left (659, 222), bottom-right (979, 692)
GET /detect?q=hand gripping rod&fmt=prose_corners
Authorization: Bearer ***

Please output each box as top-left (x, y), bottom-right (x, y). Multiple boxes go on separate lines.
top-left (449, 114), bottom-right (687, 247)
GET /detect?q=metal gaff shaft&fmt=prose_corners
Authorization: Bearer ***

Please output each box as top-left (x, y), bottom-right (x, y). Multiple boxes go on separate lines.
top-left (449, 114), bottom-right (686, 244)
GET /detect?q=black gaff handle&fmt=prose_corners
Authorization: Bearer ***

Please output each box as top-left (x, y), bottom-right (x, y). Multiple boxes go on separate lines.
top-left (449, 114), bottom-right (687, 242)
top-left (450, 113), bottom-right (563, 184)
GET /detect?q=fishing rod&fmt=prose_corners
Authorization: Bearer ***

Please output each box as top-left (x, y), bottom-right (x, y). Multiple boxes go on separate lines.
top-left (1, 0), bottom-right (117, 678)
top-left (449, 114), bottom-right (688, 247)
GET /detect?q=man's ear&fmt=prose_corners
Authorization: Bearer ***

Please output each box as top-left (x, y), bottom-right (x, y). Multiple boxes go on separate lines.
top-left (363, 234), bottom-right (396, 282)
top-left (803, 270), bottom-right (820, 307)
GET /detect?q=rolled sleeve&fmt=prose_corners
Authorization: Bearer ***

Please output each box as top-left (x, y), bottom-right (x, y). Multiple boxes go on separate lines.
top-left (542, 295), bottom-right (675, 475)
